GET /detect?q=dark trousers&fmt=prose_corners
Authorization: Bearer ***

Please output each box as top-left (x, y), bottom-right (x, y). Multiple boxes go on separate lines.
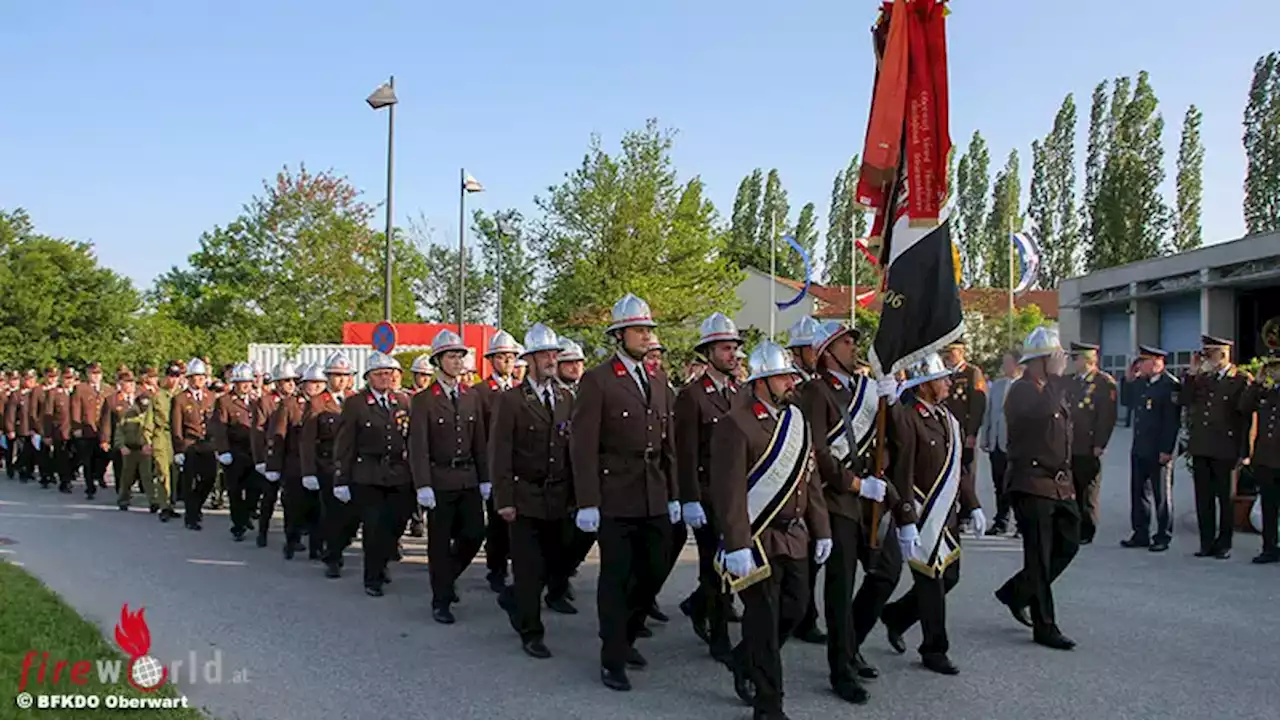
top-left (222, 453), bottom-right (259, 533)
top-left (662, 519), bottom-right (688, 593)
top-left (320, 472), bottom-right (361, 565)
top-left (1072, 454), bottom-right (1102, 541)
top-left (484, 495), bottom-right (511, 579)
top-left (180, 450), bottom-right (218, 525)
top-left (823, 514), bottom-right (862, 688)
top-left (1192, 456), bottom-right (1235, 552)
top-left (734, 555), bottom-right (807, 716)
top-left (567, 527), bottom-right (596, 576)
top-left (990, 450), bottom-right (1012, 528)
top-left (427, 487), bottom-right (485, 607)
top-left (258, 478), bottom-right (282, 538)
top-left (853, 522), bottom-right (903, 647)
top-left (687, 511), bottom-right (731, 653)
top-left (506, 515), bottom-right (571, 642)
top-left (17, 437), bottom-right (37, 480)
top-left (353, 483), bottom-right (414, 587)
top-left (53, 438), bottom-right (75, 489)
top-left (75, 437), bottom-right (106, 488)
top-left (882, 559), bottom-right (961, 657)
top-left (283, 477), bottom-right (322, 549)
top-left (795, 539), bottom-right (822, 637)
top-left (596, 515), bottom-right (671, 671)
top-left (1256, 466), bottom-right (1279, 555)
top-left (4, 437), bottom-right (15, 478)
top-left (39, 438), bottom-right (57, 483)
top-left (997, 494), bottom-right (1080, 630)
top-left (1130, 455), bottom-right (1173, 543)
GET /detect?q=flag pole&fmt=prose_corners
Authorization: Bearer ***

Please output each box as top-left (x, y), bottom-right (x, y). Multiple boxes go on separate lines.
top-left (769, 226), bottom-right (777, 340)
top-left (458, 167), bottom-right (466, 336)
top-left (1008, 216), bottom-right (1015, 348)
top-left (850, 231), bottom-right (857, 331)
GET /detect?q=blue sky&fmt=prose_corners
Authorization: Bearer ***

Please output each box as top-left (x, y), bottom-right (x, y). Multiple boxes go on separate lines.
top-left (3, 1), bottom-right (1277, 289)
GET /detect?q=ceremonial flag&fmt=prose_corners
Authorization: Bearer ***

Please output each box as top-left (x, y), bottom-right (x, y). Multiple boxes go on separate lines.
top-left (1011, 231), bottom-right (1041, 295)
top-left (462, 174), bottom-right (485, 193)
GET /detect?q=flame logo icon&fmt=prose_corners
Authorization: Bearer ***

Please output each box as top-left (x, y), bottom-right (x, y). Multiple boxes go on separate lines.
top-left (114, 604), bottom-right (167, 692)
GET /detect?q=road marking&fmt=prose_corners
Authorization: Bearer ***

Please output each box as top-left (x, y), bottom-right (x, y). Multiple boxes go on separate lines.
top-left (0, 500), bottom-right (29, 506)
top-left (187, 559), bottom-right (248, 566)
top-left (0, 512), bottom-right (90, 520)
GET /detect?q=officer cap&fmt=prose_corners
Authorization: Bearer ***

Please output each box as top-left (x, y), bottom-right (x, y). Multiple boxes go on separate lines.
top-left (1138, 345), bottom-right (1167, 359)
top-left (1201, 334), bottom-right (1232, 350)
top-left (1069, 341), bottom-right (1100, 356)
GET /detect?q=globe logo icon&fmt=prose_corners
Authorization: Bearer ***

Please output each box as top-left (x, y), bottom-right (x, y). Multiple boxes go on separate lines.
top-left (130, 656), bottom-right (165, 690)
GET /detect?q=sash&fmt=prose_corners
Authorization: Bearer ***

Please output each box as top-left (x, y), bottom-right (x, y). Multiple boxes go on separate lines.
top-left (906, 409), bottom-right (963, 578)
top-left (715, 405), bottom-right (812, 593)
top-left (827, 375), bottom-right (878, 466)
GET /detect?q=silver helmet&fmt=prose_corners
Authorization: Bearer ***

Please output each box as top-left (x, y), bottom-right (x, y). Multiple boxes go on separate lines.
top-left (1020, 326), bottom-right (1061, 363)
top-left (430, 329), bottom-right (468, 360)
top-left (901, 353), bottom-right (955, 390)
top-left (645, 333), bottom-right (666, 354)
top-left (523, 323), bottom-right (560, 355)
top-left (185, 358), bottom-right (208, 378)
top-left (811, 320), bottom-right (858, 356)
top-left (272, 361), bottom-right (300, 382)
top-left (556, 338), bottom-right (585, 363)
top-left (228, 362), bottom-right (255, 383)
top-left (250, 360), bottom-right (265, 377)
top-left (324, 351), bottom-right (354, 375)
top-left (696, 312), bottom-right (742, 350)
top-left (409, 353), bottom-right (434, 375)
top-left (786, 316), bottom-right (821, 349)
top-left (485, 330), bottom-right (520, 357)
top-left (300, 363), bottom-right (327, 383)
top-left (607, 293), bottom-right (657, 333)
top-left (365, 351), bottom-right (401, 377)
top-left (747, 341), bottom-right (803, 383)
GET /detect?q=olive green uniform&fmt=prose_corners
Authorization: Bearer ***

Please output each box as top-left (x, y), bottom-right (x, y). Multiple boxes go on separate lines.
top-left (143, 387), bottom-right (175, 512)
top-left (114, 394), bottom-right (156, 508)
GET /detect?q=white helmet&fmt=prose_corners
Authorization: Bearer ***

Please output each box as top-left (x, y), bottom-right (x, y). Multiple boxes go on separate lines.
top-left (607, 293), bottom-right (657, 333)
top-left (696, 312), bottom-right (741, 350)
top-left (515, 358), bottom-right (528, 368)
top-left (430, 329), bottom-right (468, 361)
top-left (324, 351), bottom-right (354, 375)
top-left (557, 338), bottom-right (585, 363)
top-left (1020, 326), bottom-right (1062, 363)
top-left (186, 358), bottom-right (208, 378)
top-left (365, 351), bottom-right (401, 377)
top-left (410, 354), bottom-right (434, 375)
top-left (901, 353), bottom-right (955, 390)
top-left (485, 330), bottom-right (520, 357)
top-left (523, 323), bottom-right (560, 355)
top-left (228, 363), bottom-right (255, 383)
top-left (747, 341), bottom-right (803, 383)
top-left (300, 363), bottom-right (327, 383)
top-left (250, 360), bottom-right (265, 377)
top-left (273, 361), bottom-right (300, 382)
top-left (786, 316), bottom-right (821, 349)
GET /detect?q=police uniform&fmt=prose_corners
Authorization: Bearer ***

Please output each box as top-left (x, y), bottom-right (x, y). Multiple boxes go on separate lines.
top-left (1241, 358), bottom-right (1280, 563)
top-left (1066, 342), bottom-right (1119, 543)
top-left (1122, 346), bottom-right (1180, 551)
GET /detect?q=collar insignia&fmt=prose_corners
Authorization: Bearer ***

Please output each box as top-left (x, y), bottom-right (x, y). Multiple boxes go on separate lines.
top-left (612, 359), bottom-right (627, 378)
top-left (752, 401), bottom-right (768, 420)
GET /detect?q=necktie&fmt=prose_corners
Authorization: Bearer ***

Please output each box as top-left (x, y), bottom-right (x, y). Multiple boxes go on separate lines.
top-left (543, 387), bottom-right (554, 414)
top-left (379, 396), bottom-right (389, 412)
top-left (635, 366), bottom-right (652, 404)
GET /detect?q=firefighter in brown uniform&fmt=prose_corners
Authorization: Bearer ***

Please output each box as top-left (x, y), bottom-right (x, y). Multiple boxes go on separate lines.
top-left (1066, 342), bottom-right (1118, 544)
top-left (209, 364), bottom-right (260, 541)
top-left (265, 363), bottom-right (316, 557)
top-left (5, 371), bottom-right (36, 482)
top-left (252, 364), bottom-right (282, 490)
top-left (0, 371), bottom-right (10, 479)
top-left (673, 312), bottom-right (742, 664)
top-left (48, 369), bottom-right (76, 493)
top-left (173, 359), bottom-right (218, 530)
top-left (474, 329), bottom-right (520, 593)
top-left (1241, 356), bottom-right (1280, 564)
top-left (489, 324), bottom-right (577, 658)
top-left (711, 341), bottom-right (831, 720)
top-left (410, 330), bottom-right (489, 622)
top-left (995, 328), bottom-right (1080, 651)
top-left (570, 292), bottom-right (679, 692)
top-left (305, 352), bottom-right (356, 578)
top-left (71, 362), bottom-right (108, 494)
top-left (399, 354), bottom-right (435, 539)
top-left (941, 339), bottom-right (986, 530)
top-left (334, 352), bottom-right (413, 597)
top-left (881, 353), bottom-right (985, 676)
top-left (256, 362), bottom-right (298, 548)
top-left (112, 372), bottom-right (160, 512)
top-left (554, 338), bottom-right (596, 589)
top-left (785, 315), bottom-right (821, 380)
top-left (100, 368), bottom-right (135, 497)
top-left (36, 369), bottom-right (57, 484)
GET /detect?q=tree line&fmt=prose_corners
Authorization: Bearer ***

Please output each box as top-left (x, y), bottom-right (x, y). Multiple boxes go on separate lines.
top-left (2, 55), bottom-right (1278, 372)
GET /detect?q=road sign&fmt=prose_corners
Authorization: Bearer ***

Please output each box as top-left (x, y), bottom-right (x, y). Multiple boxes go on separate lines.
top-left (371, 321), bottom-right (397, 354)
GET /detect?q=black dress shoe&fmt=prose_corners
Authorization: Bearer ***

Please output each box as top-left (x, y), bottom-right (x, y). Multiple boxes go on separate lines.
top-left (710, 643), bottom-right (733, 666)
top-left (833, 680), bottom-right (869, 705)
top-left (1121, 536), bottom-right (1150, 548)
top-left (433, 607), bottom-right (456, 625)
top-left (679, 596), bottom-right (694, 617)
top-left (1033, 629), bottom-right (1076, 650)
top-left (185, 522), bottom-right (202, 531)
top-left (885, 626), bottom-right (907, 654)
top-left (752, 711), bottom-right (790, 720)
top-left (159, 509), bottom-right (173, 523)
top-left (487, 573), bottom-right (507, 594)
top-left (1149, 541), bottom-right (1170, 553)
top-left (283, 543), bottom-right (295, 560)
top-left (984, 525), bottom-right (1005, 537)
top-left (625, 647), bottom-right (647, 668)
top-left (364, 585), bottom-right (384, 597)
top-left (1252, 552), bottom-right (1280, 564)
top-left (149, 504), bottom-right (159, 514)
top-left (647, 603), bottom-right (669, 623)
top-left (636, 625), bottom-right (653, 638)
top-left (732, 663), bottom-right (756, 704)
top-left (993, 590), bottom-right (1033, 628)
top-left (601, 667), bottom-right (631, 692)
top-left (921, 653), bottom-right (959, 675)
top-left (853, 652), bottom-right (879, 679)
top-left (794, 627), bottom-right (828, 644)
top-left (1215, 548), bottom-right (1231, 559)
top-left (118, 503), bottom-right (129, 511)
top-left (545, 596), bottom-right (578, 615)
top-left (324, 563), bottom-right (341, 579)
top-left (256, 533), bottom-right (268, 548)
top-left (522, 639), bottom-right (551, 659)
top-left (1194, 548), bottom-right (1214, 557)
top-left (231, 528), bottom-right (245, 542)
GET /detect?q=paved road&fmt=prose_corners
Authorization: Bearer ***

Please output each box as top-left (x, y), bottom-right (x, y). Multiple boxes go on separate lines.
top-left (2, 427), bottom-right (1277, 720)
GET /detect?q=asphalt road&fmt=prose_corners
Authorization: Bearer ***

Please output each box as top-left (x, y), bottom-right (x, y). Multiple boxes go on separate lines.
top-left (2, 427), bottom-right (1278, 720)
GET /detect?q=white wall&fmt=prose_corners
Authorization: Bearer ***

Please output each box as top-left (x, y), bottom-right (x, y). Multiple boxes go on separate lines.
top-left (734, 268), bottom-right (817, 340)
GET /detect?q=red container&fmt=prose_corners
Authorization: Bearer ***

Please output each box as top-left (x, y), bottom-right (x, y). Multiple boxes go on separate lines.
top-left (343, 322), bottom-right (499, 378)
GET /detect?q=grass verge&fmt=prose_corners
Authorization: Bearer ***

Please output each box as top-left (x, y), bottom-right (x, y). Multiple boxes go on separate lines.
top-left (0, 561), bottom-right (208, 719)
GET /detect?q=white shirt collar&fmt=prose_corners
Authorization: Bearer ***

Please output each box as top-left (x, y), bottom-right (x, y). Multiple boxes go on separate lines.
top-left (370, 389), bottom-right (389, 404)
top-left (705, 369), bottom-right (730, 392)
top-left (758, 397), bottom-right (781, 419)
top-left (615, 351), bottom-right (642, 376)
top-left (491, 372), bottom-right (512, 389)
top-left (829, 369), bottom-right (852, 389)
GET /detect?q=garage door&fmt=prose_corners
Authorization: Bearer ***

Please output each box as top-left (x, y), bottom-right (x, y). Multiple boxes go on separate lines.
top-left (1100, 310), bottom-right (1130, 378)
top-left (1158, 294), bottom-right (1200, 375)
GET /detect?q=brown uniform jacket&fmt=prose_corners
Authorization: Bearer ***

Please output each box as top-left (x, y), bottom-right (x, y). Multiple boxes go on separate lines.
top-left (1180, 367), bottom-right (1252, 460)
top-left (1068, 370), bottom-right (1118, 456)
top-left (801, 370), bottom-right (868, 522)
top-left (474, 375), bottom-right (515, 434)
top-left (252, 392), bottom-right (280, 465)
top-left (266, 394), bottom-right (306, 478)
top-left (1005, 375), bottom-right (1075, 501)
top-left (1241, 379), bottom-right (1280, 468)
top-left (47, 387), bottom-right (73, 441)
top-left (299, 390), bottom-right (343, 480)
top-left (210, 393), bottom-right (255, 456)
top-left (4, 389), bottom-right (29, 436)
top-left (39, 385), bottom-right (57, 436)
top-left (710, 397), bottom-right (830, 559)
top-left (888, 398), bottom-right (980, 529)
top-left (409, 380), bottom-right (487, 491)
top-left (171, 388), bottom-right (216, 453)
top-left (70, 382), bottom-right (106, 437)
top-left (944, 362), bottom-right (986, 440)
top-left (489, 380), bottom-right (574, 519)
top-left (570, 355), bottom-right (678, 519)
top-left (674, 373), bottom-right (739, 505)
top-left (335, 388), bottom-right (411, 488)
top-left (99, 391), bottom-right (132, 447)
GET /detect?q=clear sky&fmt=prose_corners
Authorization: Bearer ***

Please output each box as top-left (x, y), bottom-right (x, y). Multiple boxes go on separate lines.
top-left (3, 1), bottom-right (1277, 289)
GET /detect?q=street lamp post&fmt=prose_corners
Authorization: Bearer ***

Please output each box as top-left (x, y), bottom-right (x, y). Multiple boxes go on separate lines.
top-left (495, 214), bottom-right (516, 330)
top-left (367, 77), bottom-right (398, 322)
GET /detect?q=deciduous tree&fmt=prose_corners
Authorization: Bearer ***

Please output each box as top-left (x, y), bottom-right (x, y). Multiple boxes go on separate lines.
top-left (1174, 104), bottom-right (1205, 252)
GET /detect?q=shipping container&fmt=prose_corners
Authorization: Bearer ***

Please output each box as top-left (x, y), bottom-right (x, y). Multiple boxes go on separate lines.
top-left (247, 343), bottom-right (466, 389)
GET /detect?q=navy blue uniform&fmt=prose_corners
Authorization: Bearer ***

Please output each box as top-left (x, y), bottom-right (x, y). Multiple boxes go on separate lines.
top-left (1123, 373), bottom-right (1181, 545)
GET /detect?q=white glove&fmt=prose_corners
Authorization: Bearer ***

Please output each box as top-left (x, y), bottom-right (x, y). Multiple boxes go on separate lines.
top-left (575, 507), bottom-right (601, 533)
top-left (301, 475), bottom-right (319, 491)
top-left (969, 508), bottom-right (987, 538)
top-left (681, 502), bottom-right (707, 529)
top-left (877, 376), bottom-right (902, 404)
top-left (898, 523), bottom-right (921, 561)
top-left (217, 452), bottom-right (233, 466)
top-left (264, 471), bottom-right (280, 483)
top-left (814, 538), bottom-right (833, 565)
top-left (333, 485), bottom-right (351, 503)
top-left (174, 453), bottom-right (185, 467)
top-left (417, 487), bottom-right (436, 509)
top-left (724, 548), bottom-right (756, 578)
top-left (479, 482), bottom-right (492, 501)
top-left (667, 500), bottom-right (682, 524)
top-left (31, 434), bottom-right (42, 451)
top-left (254, 463), bottom-right (267, 475)
top-left (858, 476), bottom-right (887, 502)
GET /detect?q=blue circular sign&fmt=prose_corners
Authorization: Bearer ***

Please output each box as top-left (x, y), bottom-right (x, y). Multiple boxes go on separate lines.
top-left (372, 322), bottom-right (397, 354)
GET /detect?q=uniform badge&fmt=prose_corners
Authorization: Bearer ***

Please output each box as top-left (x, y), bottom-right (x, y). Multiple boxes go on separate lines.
top-left (1145, 398), bottom-right (1153, 410)
top-left (702, 376), bottom-right (715, 394)
top-left (916, 402), bottom-right (929, 417)
top-left (366, 394), bottom-right (375, 405)
top-left (488, 378), bottom-right (500, 391)
top-left (752, 401), bottom-right (768, 420)
top-left (432, 384), bottom-right (443, 397)
top-left (612, 359), bottom-right (627, 378)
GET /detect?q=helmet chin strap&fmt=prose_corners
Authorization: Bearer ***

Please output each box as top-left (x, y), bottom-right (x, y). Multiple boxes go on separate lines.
top-left (615, 333), bottom-right (646, 362)
top-left (824, 352), bottom-right (856, 378)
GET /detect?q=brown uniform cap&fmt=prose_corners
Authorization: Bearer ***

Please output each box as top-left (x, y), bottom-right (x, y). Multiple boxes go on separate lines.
top-left (62, 367), bottom-right (76, 379)
top-left (86, 361), bottom-right (102, 372)
top-left (44, 367), bottom-right (57, 379)
top-left (117, 369), bottom-right (134, 382)
top-left (143, 366), bottom-right (158, 379)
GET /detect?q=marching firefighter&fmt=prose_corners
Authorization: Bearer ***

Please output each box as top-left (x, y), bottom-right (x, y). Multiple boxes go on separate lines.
top-left (404, 354), bottom-right (435, 538)
top-left (100, 368), bottom-right (134, 494)
top-left (410, 330), bottom-right (489, 622)
top-left (1067, 342), bottom-right (1118, 544)
top-left (49, 369), bottom-right (76, 493)
top-left (556, 338), bottom-right (586, 394)
top-left (38, 368), bottom-right (57, 485)
top-left (489, 323), bottom-right (577, 658)
top-left (72, 362), bottom-right (109, 496)
top-left (210, 363), bottom-right (260, 541)
top-left (941, 339), bottom-right (986, 531)
top-left (305, 352), bottom-right (356, 579)
top-left (173, 358), bottom-right (217, 531)
top-left (252, 363), bottom-right (281, 496)
top-left (144, 364), bottom-right (182, 522)
top-left (257, 361), bottom-right (299, 549)
top-left (266, 363), bottom-right (320, 558)
top-left (712, 340), bottom-right (831, 720)
top-left (110, 370), bottom-right (158, 512)
top-left (570, 292), bottom-right (680, 692)
top-left (476, 329), bottom-right (521, 593)
top-left (1242, 356), bottom-right (1280, 564)
top-left (785, 316), bottom-right (821, 380)
top-left (5, 371), bottom-right (38, 482)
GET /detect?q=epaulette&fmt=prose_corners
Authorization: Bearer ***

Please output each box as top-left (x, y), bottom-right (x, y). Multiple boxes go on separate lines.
top-left (752, 401), bottom-right (768, 420)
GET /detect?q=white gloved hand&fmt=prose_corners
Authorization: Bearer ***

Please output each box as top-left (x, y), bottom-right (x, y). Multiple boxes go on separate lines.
top-left (254, 463), bottom-right (267, 475)
top-left (333, 485), bottom-right (351, 504)
top-left (31, 434), bottom-right (42, 451)
top-left (217, 452), bottom-right (233, 466)
top-left (858, 476), bottom-right (887, 502)
top-left (264, 471), bottom-right (280, 483)
top-left (417, 487), bottom-right (436, 509)
top-left (575, 507), bottom-right (601, 533)
top-left (681, 502), bottom-right (707, 529)
top-left (814, 538), bottom-right (834, 565)
top-left (898, 523), bottom-right (921, 561)
top-left (301, 475), bottom-right (319, 491)
top-left (667, 500), bottom-right (682, 524)
top-left (877, 376), bottom-right (902, 405)
top-left (479, 482), bottom-right (492, 501)
top-left (174, 453), bottom-right (185, 467)
top-left (969, 508), bottom-right (987, 538)
top-left (724, 548), bottom-right (756, 578)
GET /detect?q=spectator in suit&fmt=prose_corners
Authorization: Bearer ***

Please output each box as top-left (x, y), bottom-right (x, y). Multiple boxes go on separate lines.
top-left (979, 350), bottom-right (1022, 536)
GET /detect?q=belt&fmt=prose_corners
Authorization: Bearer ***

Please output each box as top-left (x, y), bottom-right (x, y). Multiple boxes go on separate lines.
top-left (768, 516), bottom-right (805, 531)
top-left (432, 457), bottom-right (475, 469)
top-left (622, 448), bottom-right (660, 460)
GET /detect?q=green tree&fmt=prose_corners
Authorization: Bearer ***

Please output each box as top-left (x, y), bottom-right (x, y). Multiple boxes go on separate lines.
top-left (405, 214), bottom-right (490, 326)
top-left (1081, 81), bottom-right (1109, 258)
top-left (759, 169), bottom-right (792, 275)
top-left (1026, 140), bottom-right (1051, 287)
top-left (983, 149), bottom-right (1022, 289)
top-left (1174, 104), bottom-right (1205, 252)
top-left (1027, 95), bottom-right (1080, 287)
top-left (955, 131), bottom-right (991, 286)
top-left (824, 169), bottom-right (849, 285)
top-left (823, 156), bottom-right (874, 288)
top-left (1244, 52), bottom-right (1280, 234)
top-left (727, 169), bottom-right (764, 270)
top-left (472, 209), bottom-right (537, 335)
top-left (789, 202), bottom-right (818, 280)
